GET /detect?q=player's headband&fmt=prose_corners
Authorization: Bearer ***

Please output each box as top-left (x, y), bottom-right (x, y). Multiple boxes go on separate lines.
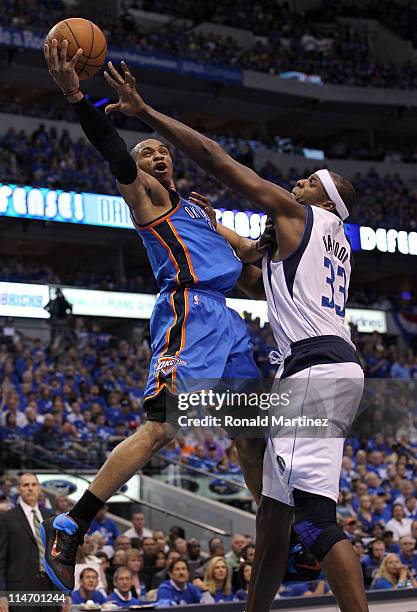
top-left (315, 169), bottom-right (349, 221)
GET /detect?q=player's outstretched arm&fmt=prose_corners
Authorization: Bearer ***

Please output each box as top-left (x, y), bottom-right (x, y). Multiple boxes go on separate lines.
top-left (43, 40), bottom-right (170, 217)
top-left (103, 62), bottom-right (305, 223)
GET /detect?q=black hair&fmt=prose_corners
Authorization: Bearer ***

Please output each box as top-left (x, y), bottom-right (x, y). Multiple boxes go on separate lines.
top-left (169, 558), bottom-right (189, 573)
top-left (80, 567), bottom-right (98, 580)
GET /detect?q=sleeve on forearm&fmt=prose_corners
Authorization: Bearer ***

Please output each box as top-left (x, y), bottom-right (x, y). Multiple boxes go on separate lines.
top-left (73, 97), bottom-right (138, 184)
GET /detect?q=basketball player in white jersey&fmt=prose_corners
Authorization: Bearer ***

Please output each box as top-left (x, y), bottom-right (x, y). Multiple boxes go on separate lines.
top-left (101, 61), bottom-right (369, 612)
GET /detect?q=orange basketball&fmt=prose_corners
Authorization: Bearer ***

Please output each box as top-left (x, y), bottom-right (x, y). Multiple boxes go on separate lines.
top-left (46, 17), bottom-right (107, 80)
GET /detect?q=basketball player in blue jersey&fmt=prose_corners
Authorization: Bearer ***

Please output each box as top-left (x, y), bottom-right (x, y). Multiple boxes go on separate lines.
top-left (41, 40), bottom-right (266, 592)
top-left (99, 62), bottom-right (370, 612)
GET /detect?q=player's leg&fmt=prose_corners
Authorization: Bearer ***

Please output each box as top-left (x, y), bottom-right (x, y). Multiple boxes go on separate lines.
top-left (293, 489), bottom-right (368, 612)
top-left (321, 540), bottom-right (369, 611)
top-left (86, 418), bottom-right (175, 501)
top-left (287, 362), bottom-right (367, 611)
top-left (233, 438), bottom-right (265, 505)
top-left (244, 441), bottom-right (296, 612)
top-left (41, 394), bottom-right (174, 591)
top-left (245, 495), bottom-right (293, 612)
top-left (41, 293), bottom-right (180, 591)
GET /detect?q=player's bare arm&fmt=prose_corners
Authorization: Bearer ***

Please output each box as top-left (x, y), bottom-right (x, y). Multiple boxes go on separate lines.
top-left (104, 61), bottom-right (306, 258)
top-left (237, 265), bottom-right (266, 300)
top-left (44, 39), bottom-right (172, 226)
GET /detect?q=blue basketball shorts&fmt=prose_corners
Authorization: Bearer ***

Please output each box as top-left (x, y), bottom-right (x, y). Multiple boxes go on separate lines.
top-left (144, 287), bottom-right (259, 421)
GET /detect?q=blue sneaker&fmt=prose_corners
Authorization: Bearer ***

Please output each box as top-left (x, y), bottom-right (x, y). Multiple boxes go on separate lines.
top-left (40, 513), bottom-right (86, 592)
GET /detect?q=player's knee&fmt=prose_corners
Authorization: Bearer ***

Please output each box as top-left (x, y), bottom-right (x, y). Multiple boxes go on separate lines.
top-left (144, 420), bottom-right (175, 450)
top-left (293, 489), bottom-right (346, 562)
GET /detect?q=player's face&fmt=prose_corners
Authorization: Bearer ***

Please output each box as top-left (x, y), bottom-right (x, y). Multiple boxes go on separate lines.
top-left (292, 174), bottom-right (334, 211)
top-left (137, 140), bottom-right (174, 185)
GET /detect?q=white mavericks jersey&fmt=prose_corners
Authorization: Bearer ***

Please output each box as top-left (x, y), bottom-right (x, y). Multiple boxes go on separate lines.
top-left (262, 204), bottom-right (354, 359)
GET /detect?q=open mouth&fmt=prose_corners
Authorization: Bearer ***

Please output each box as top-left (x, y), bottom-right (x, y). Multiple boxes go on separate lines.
top-left (153, 162), bottom-right (168, 174)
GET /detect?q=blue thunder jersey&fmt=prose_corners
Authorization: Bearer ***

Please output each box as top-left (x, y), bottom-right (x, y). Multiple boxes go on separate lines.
top-left (134, 191), bottom-right (242, 294)
top-left (130, 190), bottom-right (259, 413)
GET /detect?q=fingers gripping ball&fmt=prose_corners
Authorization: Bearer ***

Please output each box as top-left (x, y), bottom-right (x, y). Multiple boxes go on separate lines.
top-left (46, 18), bottom-right (107, 80)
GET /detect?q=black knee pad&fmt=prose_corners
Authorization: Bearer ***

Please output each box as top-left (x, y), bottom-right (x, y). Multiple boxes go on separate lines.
top-left (293, 489), bottom-right (346, 562)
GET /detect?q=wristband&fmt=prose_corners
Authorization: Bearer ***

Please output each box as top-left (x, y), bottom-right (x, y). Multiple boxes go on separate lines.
top-left (63, 88), bottom-right (80, 97)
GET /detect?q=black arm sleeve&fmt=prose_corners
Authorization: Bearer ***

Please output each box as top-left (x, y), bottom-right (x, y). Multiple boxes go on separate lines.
top-left (73, 96), bottom-right (138, 184)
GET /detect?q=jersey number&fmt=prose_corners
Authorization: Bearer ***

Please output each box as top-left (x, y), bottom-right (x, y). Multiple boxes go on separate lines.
top-left (321, 256), bottom-right (346, 317)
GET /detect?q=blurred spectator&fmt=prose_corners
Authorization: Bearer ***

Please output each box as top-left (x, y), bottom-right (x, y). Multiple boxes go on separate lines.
top-left (0, 478), bottom-right (15, 506)
top-left (234, 561), bottom-right (252, 601)
top-left (71, 567), bottom-right (107, 605)
top-left (125, 548), bottom-right (147, 599)
top-left (187, 538), bottom-right (209, 578)
top-left (74, 537), bottom-right (108, 594)
top-left (372, 553), bottom-right (417, 589)
top-left (0, 473), bottom-right (59, 611)
top-left (225, 533), bottom-right (247, 570)
top-left (114, 535), bottom-right (132, 552)
top-left (151, 550), bottom-right (181, 589)
top-left (107, 566), bottom-right (144, 606)
top-left (383, 530), bottom-right (401, 555)
top-left (54, 494), bottom-right (71, 514)
top-left (198, 556), bottom-right (235, 603)
top-left (153, 529), bottom-right (169, 554)
top-left (123, 510), bottom-right (153, 541)
top-left (156, 559), bottom-right (202, 605)
top-left (398, 535), bottom-right (417, 574)
top-left (362, 539), bottom-right (386, 587)
top-left (386, 504), bottom-right (413, 540)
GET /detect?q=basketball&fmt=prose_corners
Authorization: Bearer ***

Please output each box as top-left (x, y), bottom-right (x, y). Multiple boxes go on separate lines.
top-left (45, 18), bottom-right (107, 80)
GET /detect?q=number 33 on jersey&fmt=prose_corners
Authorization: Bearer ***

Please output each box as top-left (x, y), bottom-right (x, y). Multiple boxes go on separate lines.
top-left (263, 204), bottom-right (354, 359)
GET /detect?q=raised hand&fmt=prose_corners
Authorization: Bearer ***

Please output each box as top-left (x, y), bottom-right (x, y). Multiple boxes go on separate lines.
top-left (257, 217), bottom-right (277, 255)
top-left (104, 61), bottom-right (146, 116)
top-left (44, 38), bottom-right (83, 95)
top-left (188, 191), bottom-right (217, 228)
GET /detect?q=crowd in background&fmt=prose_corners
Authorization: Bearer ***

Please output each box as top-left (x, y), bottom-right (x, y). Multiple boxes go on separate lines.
top-left (1, 433), bottom-right (416, 602)
top-left (316, 0), bottom-right (417, 49)
top-left (0, 257), bottom-right (158, 294)
top-left (1, 122), bottom-right (417, 230)
top-left (3, 97), bottom-right (417, 166)
top-left (133, 0), bottom-right (417, 50)
top-left (0, 475), bottom-right (335, 603)
top-left (2, 0), bottom-right (417, 89)
top-left (0, 315), bottom-right (416, 472)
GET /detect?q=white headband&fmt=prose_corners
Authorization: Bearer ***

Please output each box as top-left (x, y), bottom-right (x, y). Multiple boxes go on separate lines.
top-left (315, 169), bottom-right (349, 221)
